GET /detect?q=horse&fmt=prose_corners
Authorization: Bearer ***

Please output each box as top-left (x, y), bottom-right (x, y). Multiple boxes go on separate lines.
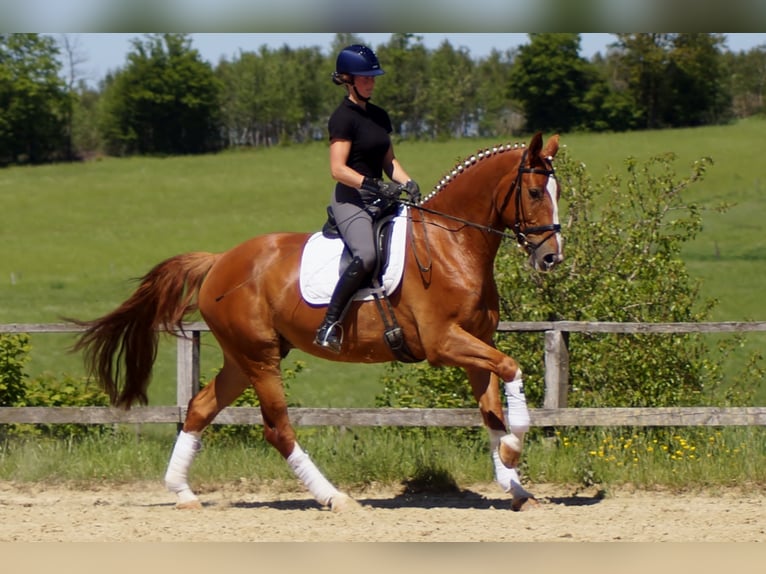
top-left (71, 132), bottom-right (563, 512)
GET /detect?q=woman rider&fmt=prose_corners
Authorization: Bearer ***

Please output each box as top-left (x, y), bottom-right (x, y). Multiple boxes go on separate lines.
top-left (314, 44), bottom-right (420, 353)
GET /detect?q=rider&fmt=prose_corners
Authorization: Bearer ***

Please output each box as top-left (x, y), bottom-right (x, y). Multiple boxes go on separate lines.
top-left (314, 44), bottom-right (420, 353)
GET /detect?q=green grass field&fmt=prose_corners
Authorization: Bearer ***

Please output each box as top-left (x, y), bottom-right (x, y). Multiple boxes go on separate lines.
top-left (1, 119), bottom-right (765, 407)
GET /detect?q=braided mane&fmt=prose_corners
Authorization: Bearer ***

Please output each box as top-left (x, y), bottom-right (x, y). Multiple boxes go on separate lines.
top-left (419, 142), bottom-right (527, 205)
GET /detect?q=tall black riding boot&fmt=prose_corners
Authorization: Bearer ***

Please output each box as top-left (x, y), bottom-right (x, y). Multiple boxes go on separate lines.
top-left (314, 256), bottom-right (369, 353)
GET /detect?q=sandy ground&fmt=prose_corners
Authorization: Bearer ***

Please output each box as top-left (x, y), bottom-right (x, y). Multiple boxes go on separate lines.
top-left (0, 480), bottom-right (763, 542)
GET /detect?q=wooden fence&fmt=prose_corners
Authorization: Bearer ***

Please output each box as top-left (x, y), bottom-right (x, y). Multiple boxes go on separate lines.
top-left (1, 321), bottom-right (765, 427)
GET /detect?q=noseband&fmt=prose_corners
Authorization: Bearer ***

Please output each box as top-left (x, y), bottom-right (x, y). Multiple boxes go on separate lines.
top-left (498, 149), bottom-right (561, 253)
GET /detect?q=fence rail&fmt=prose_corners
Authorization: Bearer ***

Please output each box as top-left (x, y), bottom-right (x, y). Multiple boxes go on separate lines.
top-left (1, 321), bottom-right (765, 427)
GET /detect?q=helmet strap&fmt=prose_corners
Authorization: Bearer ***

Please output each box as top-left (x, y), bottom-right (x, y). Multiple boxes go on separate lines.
top-left (352, 79), bottom-right (371, 103)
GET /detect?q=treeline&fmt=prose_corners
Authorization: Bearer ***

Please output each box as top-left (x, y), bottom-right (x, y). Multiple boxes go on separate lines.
top-left (1, 32), bottom-right (765, 165)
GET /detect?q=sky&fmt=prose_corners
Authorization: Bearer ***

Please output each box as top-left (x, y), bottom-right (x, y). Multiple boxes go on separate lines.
top-left (61, 33), bottom-right (766, 89)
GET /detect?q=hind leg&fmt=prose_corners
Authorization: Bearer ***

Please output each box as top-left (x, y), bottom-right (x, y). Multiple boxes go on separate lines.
top-left (244, 356), bottom-right (360, 512)
top-left (164, 358), bottom-right (250, 508)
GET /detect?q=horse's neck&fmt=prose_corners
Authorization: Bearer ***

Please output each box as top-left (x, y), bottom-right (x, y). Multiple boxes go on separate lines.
top-left (420, 150), bottom-right (519, 263)
top-left (415, 197), bottom-right (499, 276)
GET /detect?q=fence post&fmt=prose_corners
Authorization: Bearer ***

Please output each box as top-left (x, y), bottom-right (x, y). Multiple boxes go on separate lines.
top-left (544, 330), bottom-right (569, 409)
top-left (176, 329), bottom-right (201, 417)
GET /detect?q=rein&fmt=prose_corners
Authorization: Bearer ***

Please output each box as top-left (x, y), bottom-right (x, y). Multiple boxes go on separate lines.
top-left (400, 199), bottom-right (518, 242)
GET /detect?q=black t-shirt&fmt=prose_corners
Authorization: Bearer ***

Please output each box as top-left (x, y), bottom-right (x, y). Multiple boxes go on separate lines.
top-left (328, 97), bottom-right (393, 186)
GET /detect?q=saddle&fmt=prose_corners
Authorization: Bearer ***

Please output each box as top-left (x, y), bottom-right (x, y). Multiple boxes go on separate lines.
top-left (320, 202), bottom-right (418, 362)
top-left (321, 201), bottom-right (399, 284)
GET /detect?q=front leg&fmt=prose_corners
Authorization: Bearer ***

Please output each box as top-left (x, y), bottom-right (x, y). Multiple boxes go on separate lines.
top-left (430, 324), bottom-right (521, 382)
top-left (436, 327), bottom-right (537, 510)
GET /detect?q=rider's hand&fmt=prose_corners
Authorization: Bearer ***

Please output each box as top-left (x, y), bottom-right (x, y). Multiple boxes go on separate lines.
top-left (360, 177), bottom-right (402, 200)
top-left (404, 180), bottom-right (421, 203)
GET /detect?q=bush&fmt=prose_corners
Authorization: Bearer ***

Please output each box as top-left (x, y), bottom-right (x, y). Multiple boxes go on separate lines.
top-left (15, 373), bottom-right (112, 439)
top-left (1, 333), bottom-right (112, 440)
top-left (0, 334), bottom-right (31, 407)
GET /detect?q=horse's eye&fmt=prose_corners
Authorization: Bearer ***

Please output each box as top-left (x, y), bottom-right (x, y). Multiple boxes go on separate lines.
top-left (528, 187), bottom-right (543, 200)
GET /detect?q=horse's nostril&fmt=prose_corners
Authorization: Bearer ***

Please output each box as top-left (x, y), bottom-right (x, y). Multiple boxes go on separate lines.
top-left (541, 252), bottom-right (562, 270)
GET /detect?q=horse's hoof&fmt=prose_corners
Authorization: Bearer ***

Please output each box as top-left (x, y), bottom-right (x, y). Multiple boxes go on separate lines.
top-left (511, 496), bottom-right (539, 512)
top-left (175, 499), bottom-right (202, 510)
top-left (330, 493), bottom-right (362, 513)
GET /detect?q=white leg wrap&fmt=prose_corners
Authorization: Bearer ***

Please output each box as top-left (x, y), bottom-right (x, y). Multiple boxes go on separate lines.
top-left (489, 429), bottom-right (533, 499)
top-left (504, 374), bottom-right (530, 437)
top-left (287, 443), bottom-right (340, 507)
top-left (164, 430), bottom-right (201, 504)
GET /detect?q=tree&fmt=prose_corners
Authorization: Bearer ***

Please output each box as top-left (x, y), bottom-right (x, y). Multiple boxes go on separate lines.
top-left (217, 44), bottom-right (332, 147)
top-left (424, 40), bottom-right (476, 139)
top-left (0, 33), bottom-right (67, 165)
top-left (612, 33), bottom-right (731, 129)
top-left (57, 34), bottom-right (89, 160)
top-left (508, 34), bottom-right (594, 133)
top-left (70, 80), bottom-right (102, 156)
top-left (724, 44), bottom-right (766, 117)
top-left (665, 34), bottom-right (731, 126)
top-left (374, 33), bottom-right (429, 138)
top-left (474, 48), bottom-right (523, 137)
top-left (611, 34), bottom-right (674, 129)
top-left (99, 34), bottom-right (223, 155)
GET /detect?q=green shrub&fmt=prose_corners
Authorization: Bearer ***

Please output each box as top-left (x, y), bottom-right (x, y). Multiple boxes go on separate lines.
top-left (0, 334), bottom-right (31, 406)
top-left (1, 333), bottom-right (113, 440)
top-left (2, 373), bottom-right (112, 440)
top-left (495, 150), bottom-right (721, 408)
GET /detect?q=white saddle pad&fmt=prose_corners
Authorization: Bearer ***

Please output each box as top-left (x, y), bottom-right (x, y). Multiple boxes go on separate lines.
top-left (299, 207), bottom-right (409, 305)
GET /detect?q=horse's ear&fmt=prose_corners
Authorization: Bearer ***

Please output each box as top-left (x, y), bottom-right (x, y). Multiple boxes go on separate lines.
top-left (543, 134), bottom-right (560, 159)
top-left (528, 132), bottom-right (543, 158)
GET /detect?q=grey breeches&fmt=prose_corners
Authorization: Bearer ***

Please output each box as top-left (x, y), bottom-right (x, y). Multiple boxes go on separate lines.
top-left (330, 197), bottom-right (377, 274)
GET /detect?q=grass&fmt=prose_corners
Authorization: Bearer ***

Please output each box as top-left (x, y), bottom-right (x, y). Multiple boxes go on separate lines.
top-left (526, 427), bottom-right (766, 488)
top-left (2, 426), bottom-right (763, 489)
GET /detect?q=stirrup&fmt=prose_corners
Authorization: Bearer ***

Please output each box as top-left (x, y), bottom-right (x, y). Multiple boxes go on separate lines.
top-left (314, 321), bottom-right (343, 354)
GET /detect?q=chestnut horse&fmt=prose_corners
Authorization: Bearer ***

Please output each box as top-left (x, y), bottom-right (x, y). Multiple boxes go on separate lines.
top-left (72, 132), bottom-right (563, 512)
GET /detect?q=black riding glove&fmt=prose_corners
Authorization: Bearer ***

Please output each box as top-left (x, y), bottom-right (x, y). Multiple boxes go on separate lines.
top-left (404, 180), bottom-right (421, 203)
top-left (360, 177), bottom-right (401, 200)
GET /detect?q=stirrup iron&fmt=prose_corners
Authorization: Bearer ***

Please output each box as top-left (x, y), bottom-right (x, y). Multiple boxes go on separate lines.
top-left (314, 321), bottom-right (344, 353)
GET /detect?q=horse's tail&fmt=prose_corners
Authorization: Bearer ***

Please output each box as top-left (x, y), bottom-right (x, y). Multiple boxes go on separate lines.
top-left (70, 252), bottom-right (220, 409)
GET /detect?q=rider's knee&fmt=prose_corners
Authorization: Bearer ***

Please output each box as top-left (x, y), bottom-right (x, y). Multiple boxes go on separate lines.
top-left (354, 248), bottom-right (377, 273)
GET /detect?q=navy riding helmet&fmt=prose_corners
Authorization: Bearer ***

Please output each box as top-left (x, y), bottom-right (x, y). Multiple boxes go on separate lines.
top-left (332, 44), bottom-right (385, 84)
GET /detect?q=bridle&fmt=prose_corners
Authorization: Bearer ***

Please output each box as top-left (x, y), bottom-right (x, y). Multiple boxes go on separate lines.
top-left (402, 149), bottom-right (562, 255)
top-left (497, 148), bottom-right (562, 253)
